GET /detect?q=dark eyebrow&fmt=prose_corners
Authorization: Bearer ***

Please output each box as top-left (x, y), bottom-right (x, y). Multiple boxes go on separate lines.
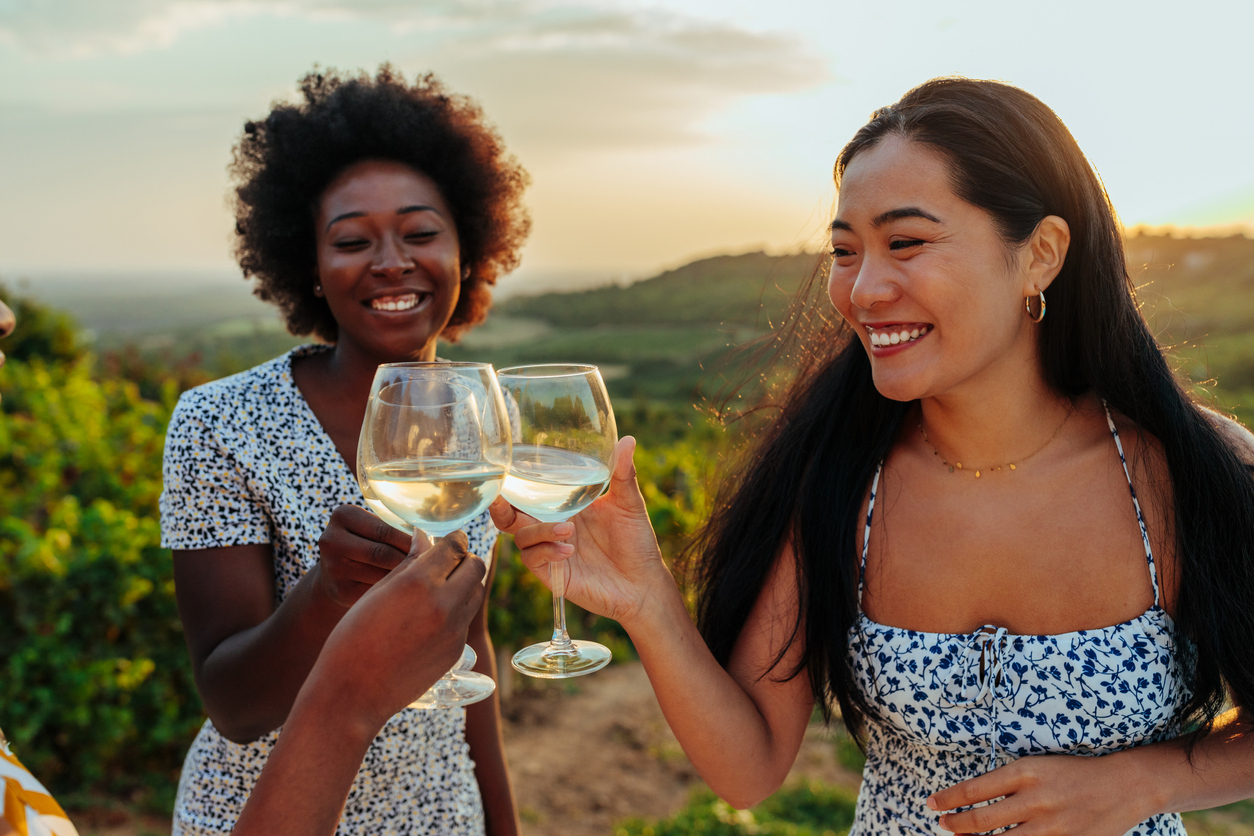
top-left (326, 205), bottom-right (441, 232)
top-left (397, 204), bottom-right (439, 216)
top-left (829, 207), bottom-right (942, 233)
top-left (873, 207), bottom-right (941, 227)
top-left (326, 211), bottom-right (366, 231)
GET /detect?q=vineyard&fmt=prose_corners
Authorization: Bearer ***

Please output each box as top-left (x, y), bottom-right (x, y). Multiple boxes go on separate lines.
top-left (3, 230), bottom-right (1254, 833)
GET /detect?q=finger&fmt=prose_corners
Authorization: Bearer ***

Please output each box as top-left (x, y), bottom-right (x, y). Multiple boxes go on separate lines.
top-left (332, 561), bottom-right (392, 588)
top-left (407, 528), bottom-right (434, 557)
top-left (608, 436), bottom-right (647, 513)
top-left (488, 495), bottom-right (540, 533)
top-left (929, 765), bottom-right (1018, 812)
top-left (409, 532), bottom-right (472, 581)
top-left (938, 796), bottom-right (1029, 835)
top-left (517, 543), bottom-right (574, 573)
top-left (512, 520), bottom-right (576, 550)
top-left (335, 504), bottom-right (413, 553)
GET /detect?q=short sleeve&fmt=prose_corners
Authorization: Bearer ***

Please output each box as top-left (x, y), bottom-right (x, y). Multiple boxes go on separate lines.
top-left (160, 390), bottom-right (272, 550)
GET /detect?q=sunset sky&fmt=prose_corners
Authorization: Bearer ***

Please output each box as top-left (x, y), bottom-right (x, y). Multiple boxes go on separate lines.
top-left (1, 0), bottom-right (1251, 293)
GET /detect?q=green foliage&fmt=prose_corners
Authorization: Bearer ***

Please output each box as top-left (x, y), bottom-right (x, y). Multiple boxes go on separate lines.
top-left (0, 283), bottom-right (83, 365)
top-left (614, 781), bottom-right (857, 836)
top-left (0, 353), bottom-right (202, 803)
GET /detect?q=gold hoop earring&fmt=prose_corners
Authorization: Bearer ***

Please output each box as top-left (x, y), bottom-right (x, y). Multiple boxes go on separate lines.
top-left (1026, 290), bottom-right (1046, 323)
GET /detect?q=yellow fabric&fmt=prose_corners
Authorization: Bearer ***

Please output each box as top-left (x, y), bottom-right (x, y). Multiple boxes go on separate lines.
top-left (0, 741), bottom-right (77, 836)
top-left (3, 777), bottom-right (27, 836)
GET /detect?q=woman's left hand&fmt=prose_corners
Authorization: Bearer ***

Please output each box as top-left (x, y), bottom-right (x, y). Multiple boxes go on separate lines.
top-left (928, 753), bottom-right (1153, 835)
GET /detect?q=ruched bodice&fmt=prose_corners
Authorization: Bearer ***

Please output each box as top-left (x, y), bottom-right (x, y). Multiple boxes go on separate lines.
top-left (846, 407), bottom-right (1193, 835)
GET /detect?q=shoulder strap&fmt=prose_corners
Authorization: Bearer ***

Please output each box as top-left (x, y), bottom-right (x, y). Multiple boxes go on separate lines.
top-left (1103, 402), bottom-right (1161, 606)
top-left (858, 464), bottom-right (883, 609)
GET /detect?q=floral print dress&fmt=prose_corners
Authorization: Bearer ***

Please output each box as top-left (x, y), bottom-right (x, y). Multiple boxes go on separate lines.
top-left (846, 406), bottom-right (1192, 835)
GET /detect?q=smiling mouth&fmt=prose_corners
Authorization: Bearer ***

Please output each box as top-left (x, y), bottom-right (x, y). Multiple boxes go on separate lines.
top-left (367, 293), bottom-right (429, 312)
top-left (867, 324), bottom-right (932, 348)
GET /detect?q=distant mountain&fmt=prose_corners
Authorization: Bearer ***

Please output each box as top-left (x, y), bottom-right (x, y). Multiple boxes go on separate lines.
top-left (498, 251), bottom-right (823, 328)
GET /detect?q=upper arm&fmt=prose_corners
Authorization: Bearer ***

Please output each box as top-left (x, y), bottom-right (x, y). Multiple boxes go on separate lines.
top-left (162, 393), bottom-right (279, 678)
top-left (1202, 406), bottom-right (1254, 466)
top-left (726, 541), bottom-right (817, 769)
top-left (173, 544), bottom-right (277, 681)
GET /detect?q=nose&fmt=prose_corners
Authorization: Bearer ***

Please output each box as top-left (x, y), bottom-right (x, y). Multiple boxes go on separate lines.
top-left (0, 298), bottom-right (14, 373)
top-left (0, 299), bottom-right (14, 339)
top-left (372, 234), bottom-right (415, 278)
top-left (847, 255), bottom-right (901, 311)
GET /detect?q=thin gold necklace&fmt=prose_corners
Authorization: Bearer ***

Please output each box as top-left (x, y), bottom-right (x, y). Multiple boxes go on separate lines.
top-left (918, 407), bottom-right (1072, 478)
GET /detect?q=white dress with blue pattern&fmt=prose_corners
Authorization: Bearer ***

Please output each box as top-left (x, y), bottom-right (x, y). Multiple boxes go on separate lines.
top-left (847, 406), bottom-right (1192, 835)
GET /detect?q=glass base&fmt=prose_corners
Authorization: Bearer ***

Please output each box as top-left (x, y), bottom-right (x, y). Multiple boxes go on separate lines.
top-left (511, 640), bottom-right (612, 679)
top-left (408, 670), bottom-right (496, 709)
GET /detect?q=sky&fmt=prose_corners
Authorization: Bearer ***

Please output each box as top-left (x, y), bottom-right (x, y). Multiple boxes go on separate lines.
top-left (1, 0), bottom-right (1251, 294)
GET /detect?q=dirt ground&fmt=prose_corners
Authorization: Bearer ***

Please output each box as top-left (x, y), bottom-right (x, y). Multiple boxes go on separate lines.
top-left (71, 661), bottom-right (861, 836)
top-left (502, 661), bottom-right (860, 835)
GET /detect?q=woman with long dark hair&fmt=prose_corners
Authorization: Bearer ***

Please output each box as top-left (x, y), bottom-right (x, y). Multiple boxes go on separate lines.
top-left (491, 77), bottom-right (1254, 834)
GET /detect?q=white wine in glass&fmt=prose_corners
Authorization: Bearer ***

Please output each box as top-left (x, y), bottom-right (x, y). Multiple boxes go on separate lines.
top-left (359, 366), bottom-right (510, 708)
top-left (497, 364), bottom-right (617, 679)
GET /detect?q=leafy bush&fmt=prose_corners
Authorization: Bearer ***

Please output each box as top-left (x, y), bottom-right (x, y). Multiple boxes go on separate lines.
top-left (614, 781), bottom-right (857, 836)
top-left (0, 351), bottom-right (202, 805)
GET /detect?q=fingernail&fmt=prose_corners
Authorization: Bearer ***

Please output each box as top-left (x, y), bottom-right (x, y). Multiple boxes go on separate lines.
top-left (557, 542), bottom-right (574, 555)
top-left (555, 522), bottom-right (574, 536)
top-left (926, 795), bottom-right (938, 810)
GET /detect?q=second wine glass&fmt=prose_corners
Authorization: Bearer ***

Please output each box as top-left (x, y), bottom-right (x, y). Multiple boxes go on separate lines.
top-left (359, 365), bottom-right (509, 708)
top-left (497, 364), bottom-right (617, 679)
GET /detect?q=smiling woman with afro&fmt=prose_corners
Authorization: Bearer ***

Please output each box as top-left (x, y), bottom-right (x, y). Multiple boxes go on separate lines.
top-left (159, 65), bottom-right (530, 836)
top-left (232, 64), bottom-right (530, 343)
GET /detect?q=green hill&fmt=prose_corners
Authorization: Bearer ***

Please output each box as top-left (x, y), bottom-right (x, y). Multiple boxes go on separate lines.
top-left (446, 232), bottom-right (1254, 419)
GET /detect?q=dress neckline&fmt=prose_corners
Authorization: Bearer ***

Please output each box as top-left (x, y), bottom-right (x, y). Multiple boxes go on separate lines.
top-left (856, 401), bottom-right (1168, 640)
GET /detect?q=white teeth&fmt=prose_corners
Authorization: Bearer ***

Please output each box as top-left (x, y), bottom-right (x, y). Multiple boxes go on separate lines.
top-left (868, 324), bottom-right (930, 348)
top-left (371, 294), bottom-right (419, 312)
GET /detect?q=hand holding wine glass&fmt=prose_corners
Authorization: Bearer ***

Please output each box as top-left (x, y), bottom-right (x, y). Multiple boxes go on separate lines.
top-left (495, 364), bottom-right (675, 678)
top-left (489, 435), bottom-right (679, 632)
top-left (359, 366), bottom-right (509, 708)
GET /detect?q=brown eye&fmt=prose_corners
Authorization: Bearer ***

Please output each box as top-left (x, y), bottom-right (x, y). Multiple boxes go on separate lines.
top-left (889, 239), bottom-right (924, 251)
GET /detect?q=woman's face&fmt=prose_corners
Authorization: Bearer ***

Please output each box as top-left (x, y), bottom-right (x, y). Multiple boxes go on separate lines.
top-left (0, 295), bottom-right (15, 390)
top-left (827, 135), bottom-right (1038, 403)
top-left (314, 159), bottom-right (462, 362)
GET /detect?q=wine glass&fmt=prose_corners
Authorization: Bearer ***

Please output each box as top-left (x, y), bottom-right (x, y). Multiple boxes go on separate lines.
top-left (496, 364), bottom-right (617, 679)
top-left (359, 366), bottom-right (510, 708)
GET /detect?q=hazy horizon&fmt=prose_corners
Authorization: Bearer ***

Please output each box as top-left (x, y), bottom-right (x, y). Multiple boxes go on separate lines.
top-left (3, 0), bottom-right (1252, 284)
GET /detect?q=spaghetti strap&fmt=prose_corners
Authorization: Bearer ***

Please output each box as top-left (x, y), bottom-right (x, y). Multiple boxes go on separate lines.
top-left (1102, 401), bottom-right (1161, 607)
top-left (858, 463), bottom-right (883, 609)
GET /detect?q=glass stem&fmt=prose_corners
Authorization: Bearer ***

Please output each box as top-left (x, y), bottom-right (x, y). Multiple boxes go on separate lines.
top-left (546, 559), bottom-right (575, 655)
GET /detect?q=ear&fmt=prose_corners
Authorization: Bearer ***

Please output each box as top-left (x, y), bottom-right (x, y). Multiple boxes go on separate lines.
top-left (1022, 215), bottom-right (1070, 296)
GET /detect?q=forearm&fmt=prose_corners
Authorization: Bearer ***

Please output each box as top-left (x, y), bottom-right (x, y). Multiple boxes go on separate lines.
top-left (624, 583), bottom-right (804, 808)
top-left (199, 566), bottom-right (348, 742)
top-left (1127, 709), bottom-right (1254, 816)
top-left (464, 626), bottom-right (520, 836)
top-left (231, 668), bottom-right (380, 836)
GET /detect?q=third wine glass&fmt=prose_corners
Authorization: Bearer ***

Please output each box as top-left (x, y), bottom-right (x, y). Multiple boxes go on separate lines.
top-left (497, 364), bottom-right (617, 679)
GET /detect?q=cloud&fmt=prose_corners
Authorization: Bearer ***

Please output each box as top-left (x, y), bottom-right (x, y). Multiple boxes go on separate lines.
top-left (1, 0), bottom-right (826, 153)
top-left (420, 7), bottom-right (827, 155)
top-left (0, 0), bottom-right (266, 57)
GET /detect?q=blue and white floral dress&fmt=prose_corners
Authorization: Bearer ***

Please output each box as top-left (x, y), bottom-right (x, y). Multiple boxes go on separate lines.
top-left (847, 407), bottom-right (1192, 835)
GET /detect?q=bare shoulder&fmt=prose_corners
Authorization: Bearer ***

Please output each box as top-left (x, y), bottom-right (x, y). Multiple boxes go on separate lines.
top-left (1201, 406), bottom-right (1254, 466)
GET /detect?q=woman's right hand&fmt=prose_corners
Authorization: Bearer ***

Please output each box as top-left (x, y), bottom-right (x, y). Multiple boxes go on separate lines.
top-left (489, 436), bottom-right (676, 630)
top-left (316, 505), bottom-right (430, 609)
